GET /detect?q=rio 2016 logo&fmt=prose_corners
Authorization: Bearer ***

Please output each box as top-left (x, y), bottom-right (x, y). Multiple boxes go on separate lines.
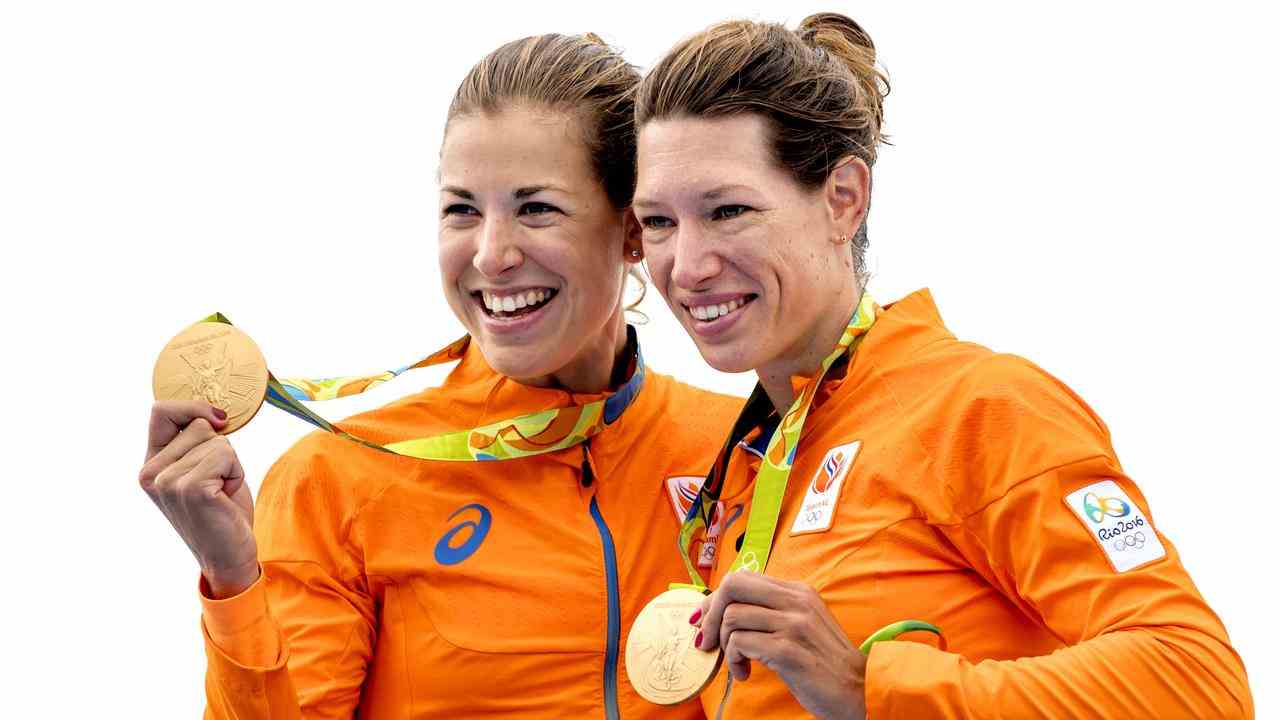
top-left (1082, 491), bottom-right (1131, 524)
top-left (434, 503), bottom-right (492, 566)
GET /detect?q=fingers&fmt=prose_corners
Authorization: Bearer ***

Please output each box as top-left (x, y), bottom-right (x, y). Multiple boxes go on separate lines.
top-left (147, 435), bottom-right (237, 506)
top-left (696, 572), bottom-right (789, 651)
top-left (139, 417), bottom-right (220, 492)
top-left (192, 436), bottom-right (247, 499)
top-left (724, 629), bottom-right (776, 681)
top-left (146, 400), bottom-right (226, 461)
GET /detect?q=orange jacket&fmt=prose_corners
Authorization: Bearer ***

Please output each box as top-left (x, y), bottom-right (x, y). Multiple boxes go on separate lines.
top-left (698, 290), bottom-right (1252, 719)
top-left (198, 337), bottom-right (743, 719)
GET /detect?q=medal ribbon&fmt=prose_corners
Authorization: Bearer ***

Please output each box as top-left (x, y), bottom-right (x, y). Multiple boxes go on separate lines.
top-left (676, 292), bottom-right (878, 588)
top-left (672, 293), bottom-right (943, 661)
top-left (200, 312), bottom-right (645, 462)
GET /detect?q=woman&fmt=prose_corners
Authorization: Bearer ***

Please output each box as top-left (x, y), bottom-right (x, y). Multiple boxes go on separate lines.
top-left (632, 13), bottom-right (1253, 719)
top-left (139, 33), bottom-right (741, 718)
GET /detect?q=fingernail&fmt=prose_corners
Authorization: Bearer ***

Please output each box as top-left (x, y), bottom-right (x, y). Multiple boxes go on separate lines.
top-left (695, 631), bottom-right (703, 648)
top-left (212, 408), bottom-right (227, 421)
top-left (689, 608), bottom-right (702, 625)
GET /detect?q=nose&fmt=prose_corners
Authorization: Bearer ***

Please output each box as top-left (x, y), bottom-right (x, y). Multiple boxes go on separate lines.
top-left (472, 217), bottom-right (523, 278)
top-left (669, 225), bottom-right (722, 291)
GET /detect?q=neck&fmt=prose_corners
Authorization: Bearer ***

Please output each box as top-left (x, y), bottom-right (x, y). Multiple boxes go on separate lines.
top-left (757, 280), bottom-right (862, 413)
top-left (520, 308), bottom-right (630, 394)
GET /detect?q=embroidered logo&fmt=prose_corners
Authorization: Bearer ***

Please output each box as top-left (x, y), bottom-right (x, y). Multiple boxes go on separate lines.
top-left (667, 476), bottom-right (723, 567)
top-left (791, 441), bottom-right (861, 535)
top-left (1065, 480), bottom-right (1166, 572)
top-left (434, 503), bottom-right (492, 566)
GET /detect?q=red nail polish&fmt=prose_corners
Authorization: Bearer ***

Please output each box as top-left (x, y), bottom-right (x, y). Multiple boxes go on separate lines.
top-left (212, 407), bottom-right (227, 421)
top-left (695, 631), bottom-right (703, 648)
top-left (689, 608), bottom-right (702, 625)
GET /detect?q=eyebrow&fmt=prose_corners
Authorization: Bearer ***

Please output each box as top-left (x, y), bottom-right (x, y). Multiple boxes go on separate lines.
top-left (633, 184), bottom-right (755, 209)
top-left (514, 184), bottom-right (567, 199)
top-left (440, 184), bottom-right (568, 201)
top-left (702, 184), bottom-right (755, 200)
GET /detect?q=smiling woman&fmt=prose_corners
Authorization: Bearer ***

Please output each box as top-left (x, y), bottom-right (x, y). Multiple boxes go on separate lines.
top-left (137, 31), bottom-right (743, 719)
top-left (437, 104), bottom-right (637, 390)
top-left (633, 12), bottom-right (1254, 720)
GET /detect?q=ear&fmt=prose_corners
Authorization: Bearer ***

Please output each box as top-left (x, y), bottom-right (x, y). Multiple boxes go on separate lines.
top-left (825, 156), bottom-right (871, 238)
top-left (623, 209), bottom-right (645, 264)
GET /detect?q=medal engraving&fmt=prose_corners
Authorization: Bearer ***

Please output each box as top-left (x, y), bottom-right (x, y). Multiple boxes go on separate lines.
top-left (626, 588), bottom-right (722, 706)
top-left (153, 322), bottom-right (269, 434)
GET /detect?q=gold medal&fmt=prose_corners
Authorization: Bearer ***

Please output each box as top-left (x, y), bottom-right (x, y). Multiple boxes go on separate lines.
top-left (152, 321), bottom-right (269, 434)
top-left (625, 587), bottom-right (723, 706)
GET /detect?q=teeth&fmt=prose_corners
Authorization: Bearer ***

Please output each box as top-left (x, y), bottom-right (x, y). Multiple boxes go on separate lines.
top-left (480, 289), bottom-right (554, 315)
top-left (690, 297), bottom-right (748, 322)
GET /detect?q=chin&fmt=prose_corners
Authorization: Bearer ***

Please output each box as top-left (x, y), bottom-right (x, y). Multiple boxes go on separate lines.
top-left (478, 344), bottom-right (557, 381)
top-left (692, 340), bottom-right (758, 375)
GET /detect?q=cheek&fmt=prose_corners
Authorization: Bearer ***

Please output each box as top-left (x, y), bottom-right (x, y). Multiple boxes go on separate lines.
top-left (639, 241), bottom-right (674, 294)
top-left (436, 233), bottom-right (475, 300)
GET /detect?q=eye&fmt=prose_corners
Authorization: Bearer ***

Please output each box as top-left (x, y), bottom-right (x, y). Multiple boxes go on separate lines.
top-left (519, 201), bottom-right (561, 216)
top-left (640, 215), bottom-right (675, 230)
top-left (711, 204), bottom-right (752, 221)
top-left (443, 203), bottom-right (479, 217)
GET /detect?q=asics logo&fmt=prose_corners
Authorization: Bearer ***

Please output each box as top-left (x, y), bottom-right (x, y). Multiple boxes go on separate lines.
top-left (434, 503), bottom-right (492, 566)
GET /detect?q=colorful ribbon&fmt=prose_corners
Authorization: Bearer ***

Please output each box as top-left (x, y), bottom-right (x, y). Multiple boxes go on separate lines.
top-left (676, 293), bottom-right (877, 586)
top-left (200, 312), bottom-right (645, 462)
top-left (671, 293), bottom-right (943, 650)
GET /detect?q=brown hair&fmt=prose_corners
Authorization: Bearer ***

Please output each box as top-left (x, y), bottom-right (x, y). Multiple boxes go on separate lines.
top-left (635, 12), bottom-right (890, 273)
top-left (447, 32), bottom-right (648, 314)
top-left (448, 32), bottom-right (640, 210)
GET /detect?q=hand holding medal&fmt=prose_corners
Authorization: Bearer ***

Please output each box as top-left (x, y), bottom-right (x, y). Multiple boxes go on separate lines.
top-left (142, 313), bottom-right (649, 598)
top-left (625, 296), bottom-right (941, 719)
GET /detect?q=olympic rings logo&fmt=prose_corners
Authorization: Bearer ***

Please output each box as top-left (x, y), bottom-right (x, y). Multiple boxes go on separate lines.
top-left (1082, 492), bottom-right (1131, 524)
top-left (735, 551), bottom-right (761, 573)
top-left (1112, 531), bottom-right (1147, 552)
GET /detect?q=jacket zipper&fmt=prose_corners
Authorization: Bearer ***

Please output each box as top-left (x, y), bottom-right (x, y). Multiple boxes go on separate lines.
top-left (583, 444), bottom-right (621, 720)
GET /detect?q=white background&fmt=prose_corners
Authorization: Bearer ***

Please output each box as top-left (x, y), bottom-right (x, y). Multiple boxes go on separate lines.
top-left (2, 1), bottom-right (1276, 716)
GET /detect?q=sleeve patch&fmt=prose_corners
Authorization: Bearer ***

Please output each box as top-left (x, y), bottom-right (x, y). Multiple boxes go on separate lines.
top-left (1063, 480), bottom-right (1166, 572)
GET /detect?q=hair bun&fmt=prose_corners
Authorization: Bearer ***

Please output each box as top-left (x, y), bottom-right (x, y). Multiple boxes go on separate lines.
top-left (796, 12), bottom-right (887, 135)
top-left (798, 12), bottom-right (876, 58)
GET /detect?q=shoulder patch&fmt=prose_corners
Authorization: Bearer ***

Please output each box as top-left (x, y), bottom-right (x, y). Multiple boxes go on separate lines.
top-left (1064, 480), bottom-right (1166, 572)
top-left (791, 441), bottom-right (861, 535)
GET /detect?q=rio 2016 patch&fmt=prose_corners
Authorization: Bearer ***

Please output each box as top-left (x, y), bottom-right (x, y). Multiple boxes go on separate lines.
top-left (1064, 480), bottom-right (1166, 572)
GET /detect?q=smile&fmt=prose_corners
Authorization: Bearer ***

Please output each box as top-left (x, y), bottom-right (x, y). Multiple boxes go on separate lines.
top-left (475, 288), bottom-right (559, 319)
top-left (683, 294), bottom-right (756, 323)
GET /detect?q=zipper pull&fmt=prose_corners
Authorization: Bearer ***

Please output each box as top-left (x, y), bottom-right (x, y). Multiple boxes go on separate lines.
top-left (580, 443), bottom-right (595, 488)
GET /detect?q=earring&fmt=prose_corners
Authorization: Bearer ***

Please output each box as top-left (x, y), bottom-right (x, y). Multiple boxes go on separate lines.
top-left (630, 249), bottom-right (642, 258)
top-left (831, 234), bottom-right (850, 245)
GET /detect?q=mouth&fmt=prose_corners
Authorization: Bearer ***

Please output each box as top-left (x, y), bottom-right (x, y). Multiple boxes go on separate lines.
top-left (473, 287), bottom-right (559, 321)
top-left (680, 293), bottom-right (758, 338)
top-left (682, 294), bottom-right (757, 324)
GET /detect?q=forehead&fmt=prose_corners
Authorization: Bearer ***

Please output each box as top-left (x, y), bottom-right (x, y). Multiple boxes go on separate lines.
top-left (636, 114), bottom-right (777, 192)
top-left (440, 106), bottom-right (593, 188)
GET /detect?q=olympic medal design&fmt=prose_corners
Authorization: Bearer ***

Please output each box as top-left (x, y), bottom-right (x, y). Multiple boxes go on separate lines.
top-left (626, 587), bottom-right (723, 706)
top-left (152, 321), bottom-right (269, 434)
